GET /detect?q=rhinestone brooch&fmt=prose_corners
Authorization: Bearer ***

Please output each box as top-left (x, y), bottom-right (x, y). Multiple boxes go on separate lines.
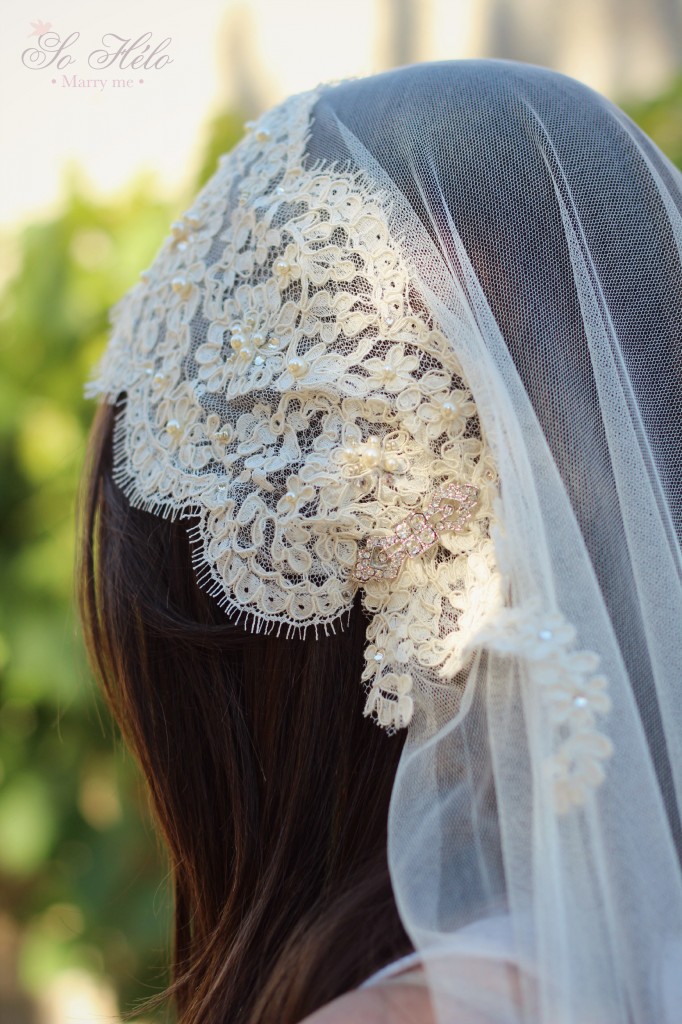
top-left (352, 481), bottom-right (479, 583)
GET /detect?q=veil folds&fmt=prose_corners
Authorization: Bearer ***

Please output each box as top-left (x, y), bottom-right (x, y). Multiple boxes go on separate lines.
top-left (86, 60), bottom-right (682, 1023)
top-left (312, 61), bottom-right (682, 1024)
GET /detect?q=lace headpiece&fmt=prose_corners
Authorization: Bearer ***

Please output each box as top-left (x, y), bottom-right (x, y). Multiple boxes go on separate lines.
top-left (85, 87), bottom-right (502, 731)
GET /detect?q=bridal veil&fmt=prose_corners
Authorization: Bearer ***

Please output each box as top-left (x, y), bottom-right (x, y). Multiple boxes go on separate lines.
top-left (85, 60), bottom-right (682, 1023)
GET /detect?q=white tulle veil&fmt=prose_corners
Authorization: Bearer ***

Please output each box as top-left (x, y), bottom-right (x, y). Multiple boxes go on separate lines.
top-left (85, 59), bottom-right (682, 1023)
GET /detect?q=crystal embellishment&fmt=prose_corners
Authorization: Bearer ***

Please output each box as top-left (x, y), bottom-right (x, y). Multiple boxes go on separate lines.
top-left (352, 482), bottom-right (478, 583)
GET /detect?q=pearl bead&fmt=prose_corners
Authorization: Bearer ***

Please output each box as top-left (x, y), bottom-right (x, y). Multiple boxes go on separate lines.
top-left (171, 276), bottom-right (192, 299)
top-left (251, 331), bottom-right (264, 347)
top-left (254, 355), bottom-right (265, 366)
top-left (385, 316), bottom-right (395, 326)
top-left (288, 357), bottom-right (308, 378)
top-left (255, 128), bottom-right (271, 142)
top-left (153, 371), bottom-right (167, 384)
top-left (373, 652), bottom-right (385, 662)
top-left (573, 695), bottom-right (589, 708)
top-left (166, 418), bottom-right (181, 435)
top-left (441, 400), bottom-right (459, 415)
top-left (275, 185), bottom-right (285, 194)
top-left (538, 629), bottom-right (553, 641)
top-left (383, 455), bottom-right (400, 472)
top-left (215, 429), bottom-right (231, 443)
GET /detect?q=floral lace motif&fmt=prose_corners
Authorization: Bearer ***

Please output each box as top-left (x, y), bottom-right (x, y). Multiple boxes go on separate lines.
top-left (465, 605), bottom-right (614, 813)
top-left (84, 83), bottom-right (612, 809)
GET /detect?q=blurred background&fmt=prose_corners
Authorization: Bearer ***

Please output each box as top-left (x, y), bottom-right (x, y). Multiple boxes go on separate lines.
top-left (1, 0), bottom-right (682, 1020)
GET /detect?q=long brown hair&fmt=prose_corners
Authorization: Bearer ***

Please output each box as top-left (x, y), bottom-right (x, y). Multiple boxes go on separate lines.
top-left (75, 398), bottom-right (412, 1024)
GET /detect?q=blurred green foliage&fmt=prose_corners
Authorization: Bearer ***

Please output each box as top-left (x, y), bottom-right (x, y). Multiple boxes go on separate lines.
top-left (0, 113), bottom-right (243, 1019)
top-left (622, 75), bottom-right (682, 169)
top-left (0, 78), bottom-right (681, 1020)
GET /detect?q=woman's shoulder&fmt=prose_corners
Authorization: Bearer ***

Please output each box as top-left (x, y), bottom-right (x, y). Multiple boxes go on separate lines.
top-left (299, 973), bottom-right (433, 1024)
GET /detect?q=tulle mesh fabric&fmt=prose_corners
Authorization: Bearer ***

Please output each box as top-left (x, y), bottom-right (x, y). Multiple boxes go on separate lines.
top-left (85, 60), bottom-right (682, 1022)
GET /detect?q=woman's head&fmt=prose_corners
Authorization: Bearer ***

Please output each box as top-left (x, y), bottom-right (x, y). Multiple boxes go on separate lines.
top-left (79, 60), bottom-right (682, 1024)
